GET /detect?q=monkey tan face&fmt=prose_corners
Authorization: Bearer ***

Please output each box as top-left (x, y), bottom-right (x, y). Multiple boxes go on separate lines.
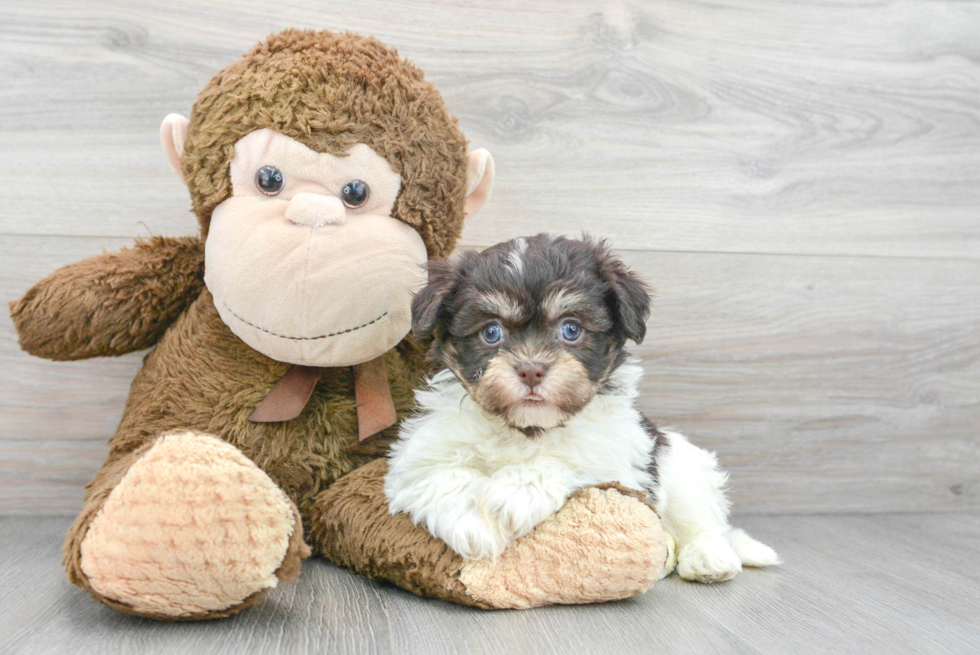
top-left (412, 235), bottom-right (651, 434)
top-left (158, 30), bottom-right (495, 367)
top-left (204, 129), bottom-right (427, 366)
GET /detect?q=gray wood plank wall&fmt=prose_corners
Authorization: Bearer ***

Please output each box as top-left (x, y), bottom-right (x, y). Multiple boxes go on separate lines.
top-left (1, 0), bottom-right (977, 515)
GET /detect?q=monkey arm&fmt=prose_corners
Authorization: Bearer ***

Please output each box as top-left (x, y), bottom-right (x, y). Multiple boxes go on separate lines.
top-left (10, 236), bottom-right (205, 360)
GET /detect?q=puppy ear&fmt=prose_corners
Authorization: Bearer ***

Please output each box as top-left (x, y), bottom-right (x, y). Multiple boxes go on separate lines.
top-left (593, 241), bottom-right (651, 344)
top-left (411, 259), bottom-right (459, 340)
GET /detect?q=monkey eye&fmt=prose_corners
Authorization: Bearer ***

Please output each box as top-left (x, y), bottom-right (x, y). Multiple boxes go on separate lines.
top-left (341, 179), bottom-right (370, 208)
top-left (559, 320), bottom-right (583, 343)
top-left (481, 323), bottom-right (505, 345)
top-left (255, 166), bottom-right (284, 196)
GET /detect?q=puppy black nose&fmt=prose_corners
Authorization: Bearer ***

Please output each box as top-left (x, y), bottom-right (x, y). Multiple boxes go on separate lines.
top-left (516, 362), bottom-right (547, 387)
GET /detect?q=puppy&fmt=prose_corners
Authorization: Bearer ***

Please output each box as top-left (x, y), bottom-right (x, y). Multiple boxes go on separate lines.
top-left (385, 235), bottom-right (779, 582)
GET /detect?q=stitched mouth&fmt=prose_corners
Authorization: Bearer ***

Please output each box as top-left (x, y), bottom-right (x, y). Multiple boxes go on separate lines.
top-left (222, 302), bottom-right (388, 341)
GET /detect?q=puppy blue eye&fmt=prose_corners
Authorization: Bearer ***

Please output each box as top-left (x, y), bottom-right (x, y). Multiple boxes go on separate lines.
top-left (560, 321), bottom-right (582, 342)
top-left (481, 323), bottom-right (504, 344)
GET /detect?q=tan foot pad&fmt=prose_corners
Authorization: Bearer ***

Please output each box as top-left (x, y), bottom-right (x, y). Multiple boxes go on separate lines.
top-left (459, 486), bottom-right (666, 609)
top-left (80, 432), bottom-right (299, 618)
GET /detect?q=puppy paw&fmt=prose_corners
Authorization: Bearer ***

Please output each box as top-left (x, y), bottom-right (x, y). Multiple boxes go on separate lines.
top-left (726, 528), bottom-right (781, 567)
top-left (446, 510), bottom-right (505, 560)
top-left (483, 482), bottom-right (560, 542)
top-left (483, 467), bottom-right (567, 542)
top-left (677, 534), bottom-right (743, 583)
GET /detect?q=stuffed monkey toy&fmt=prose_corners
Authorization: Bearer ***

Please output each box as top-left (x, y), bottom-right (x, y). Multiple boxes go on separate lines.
top-left (10, 29), bottom-right (666, 620)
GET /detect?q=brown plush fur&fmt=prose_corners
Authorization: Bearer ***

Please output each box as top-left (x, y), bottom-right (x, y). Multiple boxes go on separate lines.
top-left (48, 268), bottom-right (437, 617)
top-left (9, 30), bottom-right (477, 617)
top-left (182, 29), bottom-right (469, 257)
top-left (11, 29), bottom-right (664, 619)
top-left (102, 288), bottom-right (421, 512)
top-left (310, 459), bottom-right (487, 608)
top-left (9, 236), bottom-right (204, 360)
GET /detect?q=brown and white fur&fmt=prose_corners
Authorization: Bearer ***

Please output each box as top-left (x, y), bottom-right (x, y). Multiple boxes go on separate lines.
top-left (385, 235), bottom-right (779, 582)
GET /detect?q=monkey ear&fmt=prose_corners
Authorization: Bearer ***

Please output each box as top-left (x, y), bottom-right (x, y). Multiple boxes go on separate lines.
top-left (160, 114), bottom-right (190, 183)
top-left (463, 149), bottom-right (495, 222)
top-left (593, 241), bottom-right (652, 345)
top-left (411, 259), bottom-right (459, 340)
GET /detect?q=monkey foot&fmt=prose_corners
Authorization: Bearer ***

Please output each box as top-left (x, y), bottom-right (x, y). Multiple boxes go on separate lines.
top-left (312, 460), bottom-right (666, 610)
top-left (459, 484), bottom-right (667, 609)
top-left (78, 431), bottom-right (310, 620)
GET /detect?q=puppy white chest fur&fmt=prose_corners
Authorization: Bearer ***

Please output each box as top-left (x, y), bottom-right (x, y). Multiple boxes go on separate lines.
top-left (385, 364), bottom-right (654, 560)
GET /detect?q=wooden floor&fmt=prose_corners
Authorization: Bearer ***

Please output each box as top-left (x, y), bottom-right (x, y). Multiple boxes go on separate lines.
top-left (1, 514), bottom-right (977, 655)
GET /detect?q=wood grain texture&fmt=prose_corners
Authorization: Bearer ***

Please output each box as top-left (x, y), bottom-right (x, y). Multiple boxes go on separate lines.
top-left (1, 0), bottom-right (979, 515)
top-left (0, 0), bottom-right (978, 257)
top-left (3, 236), bottom-right (977, 515)
top-left (1, 514), bottom-right (978, 654)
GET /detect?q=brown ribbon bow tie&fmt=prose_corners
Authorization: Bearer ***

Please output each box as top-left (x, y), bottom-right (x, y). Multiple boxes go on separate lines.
top-left (247, 356), bottom-right (397, 441)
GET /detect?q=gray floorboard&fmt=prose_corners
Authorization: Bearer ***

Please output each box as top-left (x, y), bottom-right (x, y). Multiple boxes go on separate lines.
top-left (1, 514), bottom-right (977, 655)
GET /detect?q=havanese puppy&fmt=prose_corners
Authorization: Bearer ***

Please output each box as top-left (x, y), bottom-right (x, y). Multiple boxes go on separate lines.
top-left (385, 235), bottom-right (779, 582)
